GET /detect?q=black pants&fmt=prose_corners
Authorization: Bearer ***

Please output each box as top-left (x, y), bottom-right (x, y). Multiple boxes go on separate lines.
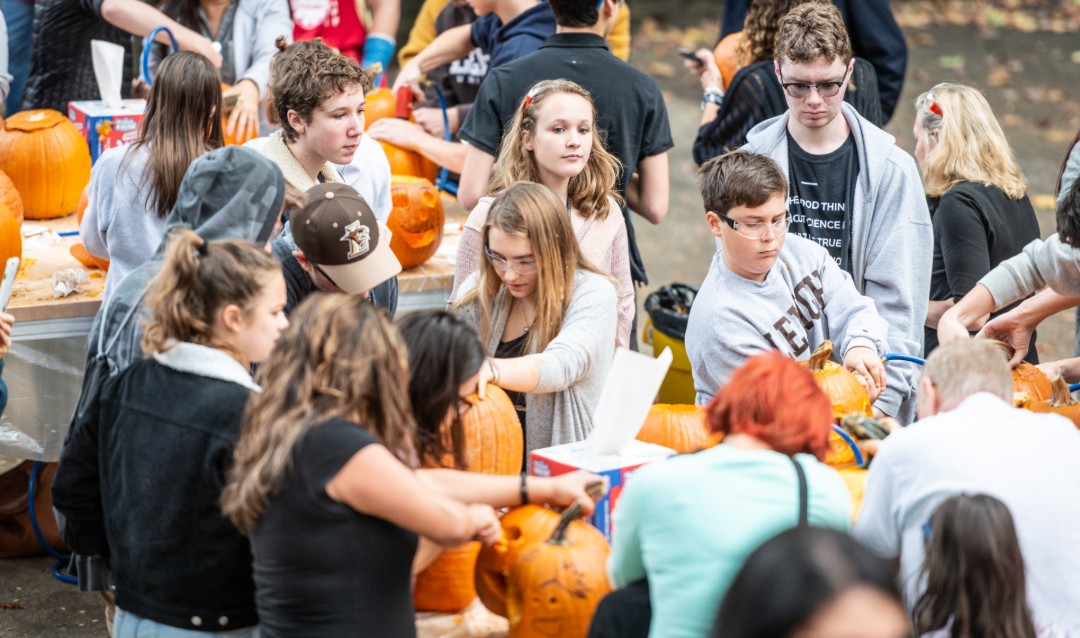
top-left (587, 579), bottom-right (651, 638)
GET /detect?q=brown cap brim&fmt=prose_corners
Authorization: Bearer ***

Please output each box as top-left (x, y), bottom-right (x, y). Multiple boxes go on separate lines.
top-left (318, 233), bottom-right (402, 295)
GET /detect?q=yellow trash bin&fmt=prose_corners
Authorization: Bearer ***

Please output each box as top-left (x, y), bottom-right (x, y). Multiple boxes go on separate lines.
top-left (642, 284), bottom-right (697, 405)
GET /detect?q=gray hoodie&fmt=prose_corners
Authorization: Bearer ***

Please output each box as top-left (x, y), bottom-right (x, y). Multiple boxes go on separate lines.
top-left (742, 103), bottom-right (932, 422)
top-left (980, 234), bottom-right (1080, 307)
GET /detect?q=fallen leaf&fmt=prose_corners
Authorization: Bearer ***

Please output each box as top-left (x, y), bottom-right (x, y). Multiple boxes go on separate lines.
top-left (987, 67), bottom-right (1012, 87)
top-left (646, 62), bottom-right (677, 78)
top-left (1072, 50), bottom-right (1080, 64)
top-left (938, 55), bottom-right (966, 70)
top-left (1031, 194), bottom-right (1057, 210)
top-left (1047, 129), bottom-right (1078, 143)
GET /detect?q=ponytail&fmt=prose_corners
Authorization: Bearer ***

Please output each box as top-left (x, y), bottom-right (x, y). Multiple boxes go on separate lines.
top-left (141, 229), bottom-right (280, 355)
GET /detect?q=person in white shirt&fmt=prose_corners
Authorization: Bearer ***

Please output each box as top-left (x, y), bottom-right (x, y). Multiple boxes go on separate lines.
top-left (854, 339), bottom-right (1080, 635)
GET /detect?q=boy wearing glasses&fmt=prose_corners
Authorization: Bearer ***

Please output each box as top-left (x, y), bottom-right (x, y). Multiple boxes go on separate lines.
top-left (686, 151), bottom-right (888, 406)
top-left (742, 2), bottom-right (931, 424)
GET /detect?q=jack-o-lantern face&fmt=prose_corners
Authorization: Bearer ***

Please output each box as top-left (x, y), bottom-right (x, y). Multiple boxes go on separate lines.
top-left (386, 176), bottom-right (444, 269)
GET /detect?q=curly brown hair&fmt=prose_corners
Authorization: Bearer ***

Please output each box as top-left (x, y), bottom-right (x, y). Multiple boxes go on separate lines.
top-left (740, 0), bottom-right (825, 65)
top-left (267, 36), bottom-right (373, 143)
top-left (774, 1), bottom-right (852, 65)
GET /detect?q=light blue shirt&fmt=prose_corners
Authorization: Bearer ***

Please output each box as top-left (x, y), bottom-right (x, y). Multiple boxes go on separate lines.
top-left (609, 445), bottom-right (852, 638)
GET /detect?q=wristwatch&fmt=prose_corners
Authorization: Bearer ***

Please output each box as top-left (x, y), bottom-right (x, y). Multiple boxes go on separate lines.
top-left (701, 87), bottom-right (724, 111)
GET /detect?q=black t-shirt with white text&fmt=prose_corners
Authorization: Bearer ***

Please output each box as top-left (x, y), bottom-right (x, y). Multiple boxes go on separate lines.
top-left (787, 133), bottom-right (858, 271)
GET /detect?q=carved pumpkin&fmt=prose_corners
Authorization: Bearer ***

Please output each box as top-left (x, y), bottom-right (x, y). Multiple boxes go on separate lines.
top-left (0, 170), bottom-right (24, 225)
top-left (1026, 375), bottom-right (1080, 429)
top-left (800, 341), bottom-right (873, 422)
top-left (635, 404), bottom-right (721, 453)
top-left (825, 426), bottom-right (863, 469)
top-left (506, 502), bottom-right (611, 637)
top-left (989, 341), bottom-right (1053, 402)
top-left (837, 467), bottom-right (868, 523)
top-left (712, 31), bottom-right (745, 90)
top-left (476, 504), bottom-right (608, 619)
top-left (0, 110), bottom-right (91, 219)
top-left (0, 201), bottom-right (22, 267)
top-left (387, 176), bottom-right (444, 269)
top-left (414, 385), bottom-right (523, 612)
top-left (69, 243), bottom-right (109, 271)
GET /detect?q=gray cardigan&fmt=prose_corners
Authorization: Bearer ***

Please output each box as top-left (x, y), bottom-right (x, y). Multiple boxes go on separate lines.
top-left (455, 270), bottom-right (617, 453)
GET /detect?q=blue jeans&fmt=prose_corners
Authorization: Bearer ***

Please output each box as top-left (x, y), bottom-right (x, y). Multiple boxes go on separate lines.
top-left (114, 608), bottom-right (259, 638)
top-left (2, 0), bottom-right (32, 114)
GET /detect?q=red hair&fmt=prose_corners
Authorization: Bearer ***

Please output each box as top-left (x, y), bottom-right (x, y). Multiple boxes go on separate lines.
top-left (706, 351), bottom-right (832, 460)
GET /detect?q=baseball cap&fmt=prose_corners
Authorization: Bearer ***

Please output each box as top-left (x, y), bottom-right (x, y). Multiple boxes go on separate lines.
top-left (291, 183), bottom-right (402, 295)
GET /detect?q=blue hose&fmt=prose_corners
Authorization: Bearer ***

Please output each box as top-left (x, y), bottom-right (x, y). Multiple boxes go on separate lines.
top-left (831, 425), bottom-right (866, 468)
top-left (1069, 382), bottom-right (1080, 393)
top-left (428, 82), bottom-right (458, 196)
top-left (884, 353), bottom-right (926, 365)
top-left (140, 26), bottom-right (180, 87)
top-left (29, 462), bottom-right (77, 584)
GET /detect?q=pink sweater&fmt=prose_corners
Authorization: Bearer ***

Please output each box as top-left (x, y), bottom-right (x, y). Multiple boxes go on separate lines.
top-left (450, 196), bottom-right (635, 348)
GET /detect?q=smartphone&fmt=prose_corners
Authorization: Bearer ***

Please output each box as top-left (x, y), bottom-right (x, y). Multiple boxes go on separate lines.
top-left (0, 257), bottom-right (19, 312)
top-left (677, 47), bottom-right (704, 65)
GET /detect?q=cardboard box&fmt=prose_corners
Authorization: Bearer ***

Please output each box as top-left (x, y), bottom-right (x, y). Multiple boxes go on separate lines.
top-left (530, 439), bottom-right (676, 541)
top-left (68, 99), bottom-right (146, 164)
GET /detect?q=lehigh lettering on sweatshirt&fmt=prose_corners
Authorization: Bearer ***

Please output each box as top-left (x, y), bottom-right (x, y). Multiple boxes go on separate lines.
top-left (686, 234), bottom-right (889, 405)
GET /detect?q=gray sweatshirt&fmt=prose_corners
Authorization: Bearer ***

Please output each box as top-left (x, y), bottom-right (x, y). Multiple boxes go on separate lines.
top-left (1058, 141), bottom-right (1080, 208)
top-left (455, 270), bottom-right (616, 453)
top-left (686, 234), bottom-right (889, 406)
top-left (743, 103), bottom-right (932, 421)
top-left (980, 234), bottom-right (1080, 307)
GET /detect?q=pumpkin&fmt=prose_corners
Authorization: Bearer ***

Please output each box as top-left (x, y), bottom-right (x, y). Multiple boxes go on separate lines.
top-left (387, 176), bottom-right (444, 269)
top-left (0, 110), bottom-right (91, 219)
top-left (0, 170), bottom-right (24, 225)
top-left (364, 88), bottom-right (398, 126)
top-left (69, 243), bottom-right (109, 271)
top-left (506, 502), bottom-right (611, 637)
top-left (800, 340), bottom-right (873, 422)
top-left (381, 142), bottom-right (440, 181)
top-left (76, 187), bottom-right (89, 227)
top-left (635, 404), bottom-right (720, 453)
top-left (0, 201), bottom-right (22, 268)
top-left (824, 426), bottom-right (864, 469)
top-left (220, 84), bottom-right (259, 146)
top-left (836, 467), bottom-right (868, 523)
top-left (712, 31), bottom-right (745, 90)
top-left (414, 385), bottom-right (524, 612)
top-left (1026, 375), bottom-right (1080, 429)
top-left (476, 504), bottom-right (608, 619)
top-left (987, 340), bottom-right (1053, 402)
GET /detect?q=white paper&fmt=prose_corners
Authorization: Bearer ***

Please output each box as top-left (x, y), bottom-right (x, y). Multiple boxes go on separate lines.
top-left (91, 40), bottom-right (125, 108)
top-left (585, 347), bottom-right (673, 456)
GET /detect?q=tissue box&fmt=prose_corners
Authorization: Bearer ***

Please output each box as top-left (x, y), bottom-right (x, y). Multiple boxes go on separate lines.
top-left (68, 99), bottom-right (146, 164)
top-left (530, 439), bottom-right (676, 541)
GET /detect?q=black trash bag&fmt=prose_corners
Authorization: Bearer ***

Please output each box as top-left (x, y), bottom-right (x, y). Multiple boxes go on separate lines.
top-left (644, 284), bottom-right (698, 342)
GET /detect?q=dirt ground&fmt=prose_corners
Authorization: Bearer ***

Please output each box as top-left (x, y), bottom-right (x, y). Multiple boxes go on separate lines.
top-left (4, 11), bottom-right (1080, 636)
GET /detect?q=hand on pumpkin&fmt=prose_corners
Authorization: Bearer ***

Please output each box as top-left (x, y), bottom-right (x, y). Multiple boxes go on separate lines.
top-left (977, 309), bottom-right (1033, 368)
top-left (857, 416), bottom-right (898, 458)
top-left (366, 118), bottom-right (426, 151)
top-left (467, 503), bottom-right (503, 545)
top-left (224, 80), bottom-right (260, 142)
top-left (535, 471), bottom-right (602, 516)
top-left (844, 346), bottom-right (885, 402)
top-left (0, 312), bottom-right (13, 359)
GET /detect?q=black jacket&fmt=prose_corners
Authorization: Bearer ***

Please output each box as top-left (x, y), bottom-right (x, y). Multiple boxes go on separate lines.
top-left (53, 348), bottom-right (259, 631)
top-left (692, 58), bottom-right (882, 165)
top-left (719, 0), bottom-right (906, 122)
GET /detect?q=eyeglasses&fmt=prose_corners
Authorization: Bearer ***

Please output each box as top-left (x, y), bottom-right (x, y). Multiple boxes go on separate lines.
top-left (777, 65), bottom-right (850, 99)
top-left (484, 246), bottom-right (538, 275)
top-left (714, 211), bottom-right (791, 240)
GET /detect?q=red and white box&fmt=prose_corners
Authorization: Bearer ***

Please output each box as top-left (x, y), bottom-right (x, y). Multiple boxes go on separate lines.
top-left (68, 99), bottom-right (146, 164)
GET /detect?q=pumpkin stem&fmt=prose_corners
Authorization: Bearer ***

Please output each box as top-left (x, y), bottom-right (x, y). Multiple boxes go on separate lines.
top-left (989, 340), bottom-right (1017, 361)
top-left (806, 340), bottom-right (834, 372)
top-left (1048, 375), bottom-right (1078, 408)
top-left (548, 501), bottom-right (584, 546)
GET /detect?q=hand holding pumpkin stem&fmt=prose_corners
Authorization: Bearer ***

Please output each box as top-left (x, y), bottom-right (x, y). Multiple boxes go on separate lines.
top-left (843, 346), bottom-right (885, 402)
top-left (533, 471), bottom-right (603, 516)
top-left (467, 503), bottom-right (503, 545)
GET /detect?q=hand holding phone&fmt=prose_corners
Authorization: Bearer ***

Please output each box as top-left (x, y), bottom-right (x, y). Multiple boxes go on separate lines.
top-left (0, 257), bottom-right (18, 313)
top-left (677, 47), bottom-right (704, 67)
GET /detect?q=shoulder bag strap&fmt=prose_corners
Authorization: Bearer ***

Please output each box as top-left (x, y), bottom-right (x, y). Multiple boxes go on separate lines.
top-left (790, 455), bottom-right (809, 526)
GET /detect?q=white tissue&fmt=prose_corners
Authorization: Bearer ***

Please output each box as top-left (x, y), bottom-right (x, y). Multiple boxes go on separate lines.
top-left (585, 347), bottom-right (674, 456)
top-left (52, 268), bottom-right (89, 298)
top-left (91, 40), bottom-right (125, 108)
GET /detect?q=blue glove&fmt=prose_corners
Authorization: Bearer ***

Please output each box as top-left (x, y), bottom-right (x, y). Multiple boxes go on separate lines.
top-left (362, 33), bottom-right (396, 88)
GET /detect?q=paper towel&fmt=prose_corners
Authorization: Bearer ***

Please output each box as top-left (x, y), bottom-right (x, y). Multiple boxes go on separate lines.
top-left (91, 40), bottom-right (125, 108)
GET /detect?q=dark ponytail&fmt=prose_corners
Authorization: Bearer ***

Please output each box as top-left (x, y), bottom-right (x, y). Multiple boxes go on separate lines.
top-left (1057, 176), bottom-right (1080, 249)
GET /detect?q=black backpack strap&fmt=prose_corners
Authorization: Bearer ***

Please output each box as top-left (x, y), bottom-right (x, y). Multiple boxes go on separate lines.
top-left (790, 456), bottom-right (809, 526)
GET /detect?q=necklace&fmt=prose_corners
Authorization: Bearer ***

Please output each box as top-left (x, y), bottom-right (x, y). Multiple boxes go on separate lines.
top-left (515, 299), bottom-right (537, 336)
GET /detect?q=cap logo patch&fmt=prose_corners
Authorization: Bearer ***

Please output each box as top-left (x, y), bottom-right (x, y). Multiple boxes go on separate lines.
top-left (341, 221), bottom-right (371, 259)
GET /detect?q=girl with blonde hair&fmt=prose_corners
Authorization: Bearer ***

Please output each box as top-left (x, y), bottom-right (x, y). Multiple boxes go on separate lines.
top-left (454, 182), bottom-right (617, 457)
top-left (914, 82), bottom-right (1040, 361)
top-left (451, 78), bottom-right (634, 347)
top-left (53, 229), bottom-right (288, 636)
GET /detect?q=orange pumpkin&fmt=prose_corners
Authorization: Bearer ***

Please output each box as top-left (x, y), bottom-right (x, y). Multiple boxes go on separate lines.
top-left (635, 404), bottom-right (720, 453)
top-left (712, 31), bottom-right (746, 90)
top-left (0, 110), bottom-right (91, 219)
top-left (0, 169), bottom-right (24, 225)
top-left (476, 505), bottom-right (609, 619)
top-left (76, 187), bottom-right (89, 226)
top-left (0, 201), bottom-right (22, 267)
top-left (387, 176), bottom-right (444, 269)
top-left (506, 502), bottom-right (611, 637)
top-left (990, 340), bottom-right (1053, 402)
top-left (1026, 375), bottom-right (1080, 429)
top-left (836, 467), bottom-right (868, 523)
top-left (364, 88), bottom-right (398, 126)
top-left (414, 385), bottom-right (523, 612)
top-left (381, 142), bottom-right (439, 181)
top-left (220, 84), bottom-right (259, 146)
top-left (824, 427), bottom-right (863, 469)
top-left (800, 340), bottom-right (873, 422)
top-left (69, 243), bottom-right (110, 271)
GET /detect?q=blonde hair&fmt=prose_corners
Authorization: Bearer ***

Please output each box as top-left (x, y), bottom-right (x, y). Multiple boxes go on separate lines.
top-left (490, 79), bottom-right (623, 220)
top-left (915, 83), bottom-right (1028, 199)
top-left (141, 229), bottom-right (280, 358)
top-left (923, 340), bottom-right (1012, 411)
top-left (221, 294), bottom-right (417, 535)
top-left (455, 182), bottom-right (604, 353)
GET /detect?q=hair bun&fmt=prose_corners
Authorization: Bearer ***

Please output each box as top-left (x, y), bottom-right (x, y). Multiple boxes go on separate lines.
top-left (275, 35), bottom-right (288, 52)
